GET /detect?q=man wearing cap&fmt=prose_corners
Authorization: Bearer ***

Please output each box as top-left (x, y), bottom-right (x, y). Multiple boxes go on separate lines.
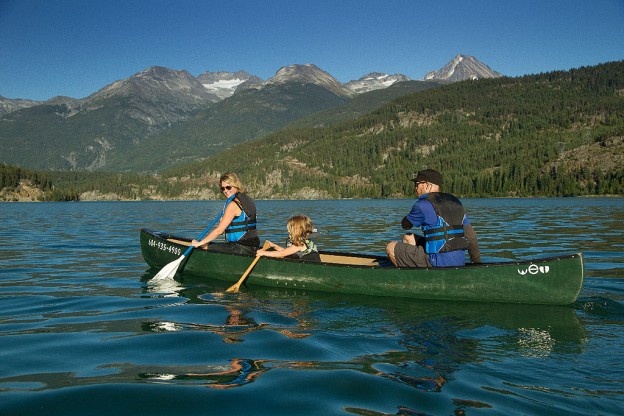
top-left (386, 169), bottom-right (481, 268)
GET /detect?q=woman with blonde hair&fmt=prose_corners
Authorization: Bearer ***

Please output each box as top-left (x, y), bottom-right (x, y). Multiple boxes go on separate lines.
top-left (191, 172), bottom-right (260, 255)
top-left (257, 215), bottom-right (320, 262)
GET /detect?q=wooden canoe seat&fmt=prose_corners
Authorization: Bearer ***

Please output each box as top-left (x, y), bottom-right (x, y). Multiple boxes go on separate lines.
top-left (169, 238), bottom-right (191, 246)
top-left (320, 253), bottom-right (379, 266)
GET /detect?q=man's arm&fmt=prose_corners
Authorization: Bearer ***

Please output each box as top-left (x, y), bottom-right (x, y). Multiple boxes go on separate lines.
top-left (401, 216), bottom-right (413, 230)
top-left (464, 224), bottom-right (481, 263)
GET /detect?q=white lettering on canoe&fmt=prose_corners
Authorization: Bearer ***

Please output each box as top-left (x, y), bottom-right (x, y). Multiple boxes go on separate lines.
top-left (518, 264), bottom-right (550, 276)
top-left (148, 239), bottom-right (182, 256)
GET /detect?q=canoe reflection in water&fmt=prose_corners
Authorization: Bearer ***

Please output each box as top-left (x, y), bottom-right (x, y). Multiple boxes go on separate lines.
top-left (139, 271), bottom-right (586, 397)
top-left (376, 364), bottom-right (447, 392)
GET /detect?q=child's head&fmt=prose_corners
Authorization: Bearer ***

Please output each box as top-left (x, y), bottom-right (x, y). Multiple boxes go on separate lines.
top-left (287, 215), bottom-right (315, 245)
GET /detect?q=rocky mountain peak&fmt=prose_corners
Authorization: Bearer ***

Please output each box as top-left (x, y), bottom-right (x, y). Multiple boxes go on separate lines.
top-left (81, 66), bottom-right (220, 126)
top-left (87, 66), bottom-right (218, 103)
top-left (424, 54), bottom-right (502, 81)
top-left (265, 64), bottom-right (355, 97)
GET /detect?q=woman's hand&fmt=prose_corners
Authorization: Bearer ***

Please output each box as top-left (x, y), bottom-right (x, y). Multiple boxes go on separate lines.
top-left (191, 239), bottom-right (208, 249)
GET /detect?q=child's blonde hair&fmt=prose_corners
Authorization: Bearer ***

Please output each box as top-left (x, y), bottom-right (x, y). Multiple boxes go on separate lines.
top-left (287, 215), bottom-right (315, 246)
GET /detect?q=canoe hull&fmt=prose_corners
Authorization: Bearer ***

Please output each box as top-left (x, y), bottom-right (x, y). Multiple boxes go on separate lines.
top-left (140, 229), bottom-right (584, 305)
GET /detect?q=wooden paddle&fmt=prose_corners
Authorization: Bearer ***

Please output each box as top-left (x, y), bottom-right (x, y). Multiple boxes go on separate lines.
top-left (226, 241), bottom-right (270, 293)
top-left (152, 195), bottom-right (235, 280)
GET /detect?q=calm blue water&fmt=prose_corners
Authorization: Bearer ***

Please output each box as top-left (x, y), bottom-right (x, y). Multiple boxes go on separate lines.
top-left (1, 198), bottom-right (623, 415)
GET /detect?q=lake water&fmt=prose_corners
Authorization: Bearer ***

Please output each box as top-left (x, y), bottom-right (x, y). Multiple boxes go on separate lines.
top-left (1, 198), bottom-right (623, 415)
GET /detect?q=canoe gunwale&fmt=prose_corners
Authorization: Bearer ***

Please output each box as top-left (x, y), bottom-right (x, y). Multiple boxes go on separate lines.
top-left (140, 228), bottom-right (584, 305)
top-left (141, 228), bottom-right (582, 270)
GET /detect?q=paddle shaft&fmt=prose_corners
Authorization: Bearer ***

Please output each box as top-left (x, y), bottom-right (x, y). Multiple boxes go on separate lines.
top-left (226, 241), bottom-right (270, 293)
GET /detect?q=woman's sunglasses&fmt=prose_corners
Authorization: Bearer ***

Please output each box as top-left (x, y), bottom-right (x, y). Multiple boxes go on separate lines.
top-left (220, 185), bottom-right (234, 191)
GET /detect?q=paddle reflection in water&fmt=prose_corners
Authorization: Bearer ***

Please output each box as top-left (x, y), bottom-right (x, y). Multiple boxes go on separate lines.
top-left (143, 278), bottom-right (313, 344)
top-left (140, 358), bottom-right (269, 389)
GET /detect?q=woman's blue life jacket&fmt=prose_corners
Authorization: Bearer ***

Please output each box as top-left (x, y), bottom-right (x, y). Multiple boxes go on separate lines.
top-left (223, 193), bottom-right (258, 245)
top-left (422, 193), bottom-right (469, 254)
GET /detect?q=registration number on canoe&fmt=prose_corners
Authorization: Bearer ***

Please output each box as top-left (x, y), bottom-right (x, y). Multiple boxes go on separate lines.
top-left (148, 239), bottom-right (182, 256)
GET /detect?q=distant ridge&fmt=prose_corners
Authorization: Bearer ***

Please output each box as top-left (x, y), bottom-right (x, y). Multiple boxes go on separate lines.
top-left (0, 96), bottom-right (41, 116)
top-left (1, 54), bottom-right (500, 106)
top-left (265, 64), bottom-right (355, 97)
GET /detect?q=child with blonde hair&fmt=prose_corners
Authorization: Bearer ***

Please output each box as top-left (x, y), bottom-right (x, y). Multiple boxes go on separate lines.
top-left (256, 215), bottom-right (320, 262)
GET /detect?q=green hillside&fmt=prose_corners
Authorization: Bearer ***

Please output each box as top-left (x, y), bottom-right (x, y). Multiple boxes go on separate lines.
top-left (164, 61), bottom-right (624, 198)
top-left (113, 82), bottom-right (352, 172)
top-left (0, 98), bottom-right (161, 171)
top-left (289, 80), bottom-right (447, 129)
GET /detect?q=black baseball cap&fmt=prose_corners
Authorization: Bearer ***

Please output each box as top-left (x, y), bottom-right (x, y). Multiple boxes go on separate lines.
top-left (411, 169), bottom-right (443, 186)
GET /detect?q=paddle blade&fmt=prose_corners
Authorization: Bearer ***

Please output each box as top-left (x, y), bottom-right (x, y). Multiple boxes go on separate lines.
top-left (225, 281), bottom-right (243, 293)
top-left (226, 258), bottom-right (258, 293)
top-left (152, 255), bottom-right (184, 280)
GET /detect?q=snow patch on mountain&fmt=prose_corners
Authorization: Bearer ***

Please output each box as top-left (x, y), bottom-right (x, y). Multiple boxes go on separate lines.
top-left (345, 72), bottom-right (411, 94)
top-left (202, 78), bottom-right (247, 99)
top-left (197, 71), bottom-right (263, 99)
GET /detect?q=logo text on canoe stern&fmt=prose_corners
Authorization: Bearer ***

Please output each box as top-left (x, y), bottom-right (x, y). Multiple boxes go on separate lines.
top-left (518, 264), bottom-right (550, 276)
top-left (148, 238), bottom-right (182, 256)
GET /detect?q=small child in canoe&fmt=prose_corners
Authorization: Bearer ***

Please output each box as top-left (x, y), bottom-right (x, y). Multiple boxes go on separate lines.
top-left (257, 214), bottom-right (321, 262)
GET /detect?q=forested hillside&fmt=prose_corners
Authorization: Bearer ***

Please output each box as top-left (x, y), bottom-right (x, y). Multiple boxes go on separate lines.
top-left (0, 164), bottom-right (162, 201)
top-left (164, 61), bottom-right (623, 199)
top-left (1, 164), bottom-right (57, 201)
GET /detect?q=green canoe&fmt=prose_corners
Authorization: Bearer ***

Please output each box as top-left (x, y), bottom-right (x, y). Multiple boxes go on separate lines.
top-left (140, 228), bottom-right (584, 305)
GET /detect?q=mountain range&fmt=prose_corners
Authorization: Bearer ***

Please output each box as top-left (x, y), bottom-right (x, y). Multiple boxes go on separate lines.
top-left (0, 54), bottom-right (502, 172)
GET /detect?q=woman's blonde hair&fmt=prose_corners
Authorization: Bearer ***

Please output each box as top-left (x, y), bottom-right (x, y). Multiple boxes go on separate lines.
top-left (287, 215), bottom-right (315, 246)
top-left (219, 172), bottom-right (245, 193)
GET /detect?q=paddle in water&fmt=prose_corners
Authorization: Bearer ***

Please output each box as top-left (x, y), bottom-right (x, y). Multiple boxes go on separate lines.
top-left (226, 241), bottom-right (270, 293)
top-left (152, 195), bottom-right (234, 280)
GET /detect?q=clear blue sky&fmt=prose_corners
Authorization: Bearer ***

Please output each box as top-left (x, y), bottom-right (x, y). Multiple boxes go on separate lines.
top-left (1, 0), bottom-right (623, 101)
